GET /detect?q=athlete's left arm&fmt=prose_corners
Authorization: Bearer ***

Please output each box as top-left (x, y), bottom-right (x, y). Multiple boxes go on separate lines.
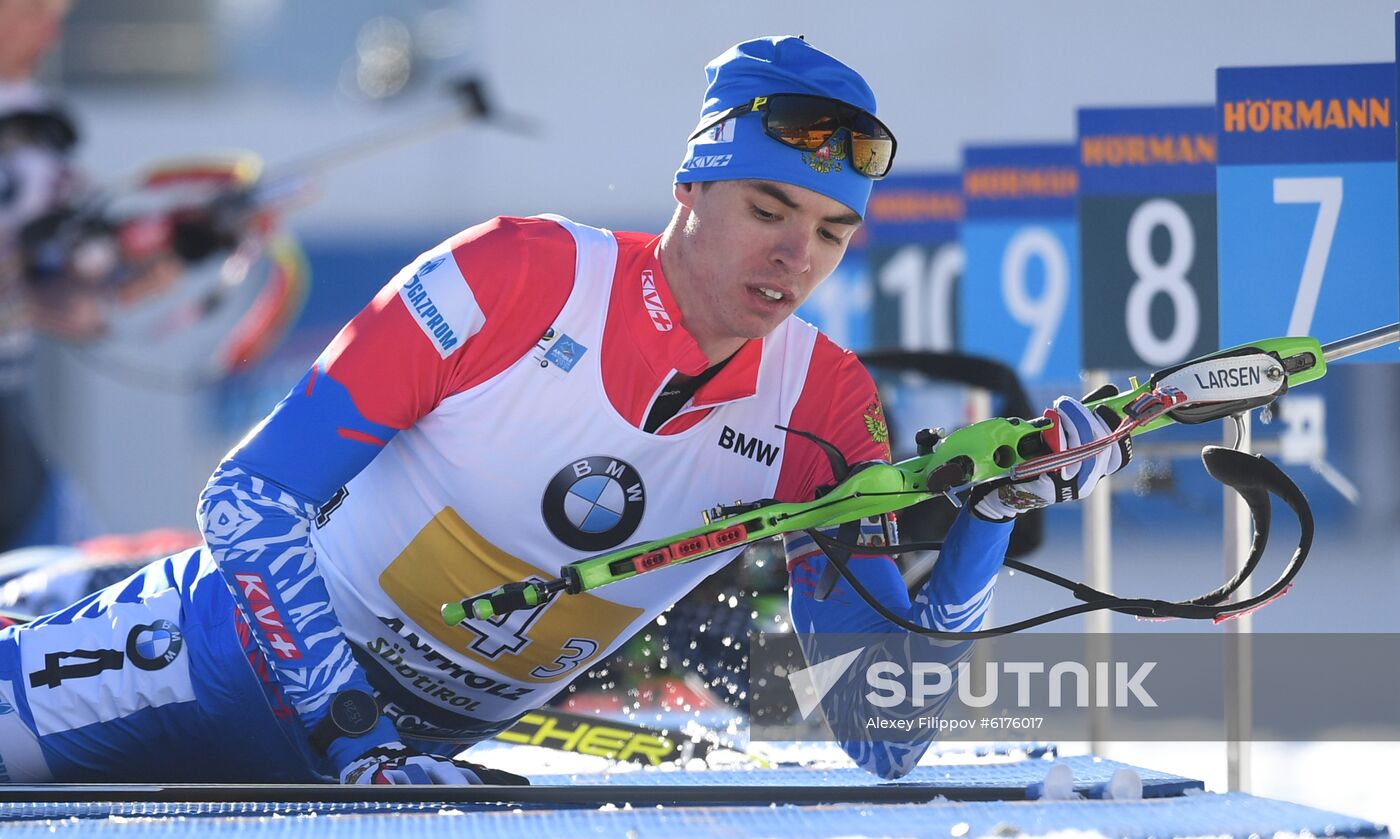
top-left (779, 348), bottom-right (1013, 779)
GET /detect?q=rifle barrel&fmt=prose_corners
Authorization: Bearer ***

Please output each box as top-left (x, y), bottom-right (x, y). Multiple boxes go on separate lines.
top-left (1320, 323), bottom-right (1400, 363)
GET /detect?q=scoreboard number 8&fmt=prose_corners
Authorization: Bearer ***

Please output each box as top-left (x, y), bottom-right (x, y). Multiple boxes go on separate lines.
top-left (1125, 198), bottom-right (1200, 366)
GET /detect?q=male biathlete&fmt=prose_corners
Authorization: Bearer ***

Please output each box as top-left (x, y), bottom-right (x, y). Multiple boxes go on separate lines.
top-left (0, 36), bottom-right (1125, 785)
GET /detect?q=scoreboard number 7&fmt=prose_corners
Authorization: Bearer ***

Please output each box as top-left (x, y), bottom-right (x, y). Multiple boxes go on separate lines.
top-left (1272, 176), bottom-right (1343, 337)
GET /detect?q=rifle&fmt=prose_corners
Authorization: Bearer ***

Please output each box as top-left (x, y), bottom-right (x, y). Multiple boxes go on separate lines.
top-left (442, 324), bottom-right (1397, 638)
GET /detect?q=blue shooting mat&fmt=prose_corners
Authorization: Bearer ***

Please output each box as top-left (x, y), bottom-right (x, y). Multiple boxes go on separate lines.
top-left (0, 793), bottom-right (1383, 839)
top-left (531, 754), bottom-right (1200, 797)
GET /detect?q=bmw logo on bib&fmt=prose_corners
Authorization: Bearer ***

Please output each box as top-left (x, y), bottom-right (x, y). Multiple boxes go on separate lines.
top-left (542, 456), bottom-right (646, 551)
top-left (125, 619), bottom-right (184, 672)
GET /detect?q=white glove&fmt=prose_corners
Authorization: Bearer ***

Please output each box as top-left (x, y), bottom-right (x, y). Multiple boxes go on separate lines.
top-left (338, 742), bottom-right (528, 785)
top-left (970, 394), bottom-right (1131, 522)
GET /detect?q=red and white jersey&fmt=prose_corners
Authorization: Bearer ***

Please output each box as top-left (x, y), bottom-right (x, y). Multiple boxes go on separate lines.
top-left (307, 215), bottom-right (889, 727)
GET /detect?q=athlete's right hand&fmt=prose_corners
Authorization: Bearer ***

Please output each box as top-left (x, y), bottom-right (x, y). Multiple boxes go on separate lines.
top-left (338, 742), bottom-right (529, 785)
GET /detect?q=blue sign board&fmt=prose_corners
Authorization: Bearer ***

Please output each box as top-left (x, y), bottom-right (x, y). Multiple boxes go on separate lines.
top-left (959, 144), bottom-right (1081, 384)
top-left (1216, 62), bottom-right (1398, 360)
top-left (863, 173), bottom-right (964, 351)
top-left (1077, 106), bottom-right (1219, 369)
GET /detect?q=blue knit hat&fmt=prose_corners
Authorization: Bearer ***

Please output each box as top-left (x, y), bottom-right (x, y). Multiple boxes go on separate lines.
top-left (675, 36), bottom-right (878, 217)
